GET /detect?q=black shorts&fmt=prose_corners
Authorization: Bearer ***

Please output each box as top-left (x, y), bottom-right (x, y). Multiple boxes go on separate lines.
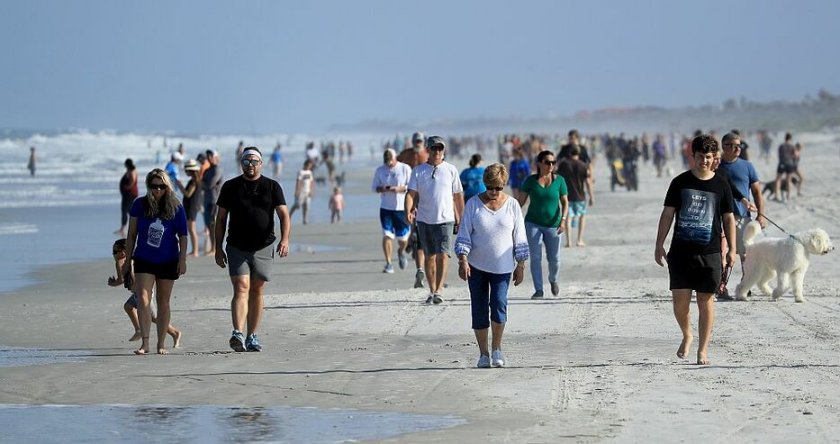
top-left (776, 163), bottom-right (796, 174)
top-left (666, 251), bottom-right (721, 294)
top-left (133, 257), bottom-right (180, 280)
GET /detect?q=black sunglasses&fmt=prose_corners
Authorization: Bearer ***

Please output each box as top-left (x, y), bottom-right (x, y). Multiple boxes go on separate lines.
top-left (429, 145), bottom-right (445, 151)
top-left (543, 160), bottom-right (556, 165)
top-left (485, 186), bottom-right (504, 192)
top-left (149, 184), bottom-right (166, 190)
top-left (241, 159), bottom-right (261, 167)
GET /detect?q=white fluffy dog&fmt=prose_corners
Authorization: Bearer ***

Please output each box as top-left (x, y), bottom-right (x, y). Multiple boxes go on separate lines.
top-left (735, 221), bottom-right (834, 302)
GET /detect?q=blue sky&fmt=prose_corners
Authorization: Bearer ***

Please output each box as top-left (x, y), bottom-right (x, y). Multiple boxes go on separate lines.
top-left (1, 0), bottom-right (839, 134)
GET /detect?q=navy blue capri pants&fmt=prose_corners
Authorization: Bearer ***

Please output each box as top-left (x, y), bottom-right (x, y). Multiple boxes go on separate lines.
top-left (467, 266), bottom-right (511, 330)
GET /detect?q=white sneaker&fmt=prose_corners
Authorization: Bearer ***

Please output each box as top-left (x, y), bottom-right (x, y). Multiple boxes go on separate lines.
top-left (476, 355), bottom-right (491, 368)
top-left (491, 350), bottom-right (505, 368)
top-left (383, 263), bottom-right (394, 274)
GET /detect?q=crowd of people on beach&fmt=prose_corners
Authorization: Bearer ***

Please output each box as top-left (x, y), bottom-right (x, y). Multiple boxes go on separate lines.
top-left (106, 127), bottom-right (806, 367)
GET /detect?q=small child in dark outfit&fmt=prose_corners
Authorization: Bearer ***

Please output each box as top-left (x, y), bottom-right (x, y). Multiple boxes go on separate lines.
top-left (108, 239), bottom-right (182, 347)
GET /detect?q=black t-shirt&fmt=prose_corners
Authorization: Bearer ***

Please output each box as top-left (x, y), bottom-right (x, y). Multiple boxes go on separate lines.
top-left (558, 144), bottom-right (591, 165)
top-left (217, 175), bottom-right (287, 251)
top-left (556, 157), bottom-right (589, 202)
top-left (664, 171), bottom-right (734, 256)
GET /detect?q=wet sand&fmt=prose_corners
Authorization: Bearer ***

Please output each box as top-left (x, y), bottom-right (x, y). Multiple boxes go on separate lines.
top-left (1, 133), bottom-right (839, 442)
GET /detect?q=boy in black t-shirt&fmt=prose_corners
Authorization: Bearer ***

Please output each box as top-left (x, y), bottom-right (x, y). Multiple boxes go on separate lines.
top-left (655, 134), bottom-right (736, 366)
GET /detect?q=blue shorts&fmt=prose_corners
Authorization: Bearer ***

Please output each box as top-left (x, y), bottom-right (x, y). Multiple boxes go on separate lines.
top-left (568, 201), bottom-right (587, 218)
top-left (379, 209), bottom-right (410, 240)
top-left (125, 293), bottom-right (138, 308)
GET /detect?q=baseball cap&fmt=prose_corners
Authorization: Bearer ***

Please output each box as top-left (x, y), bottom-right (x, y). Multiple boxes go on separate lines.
top-left (412, 132), bottom-right (425, 143)
top-left (184, 159), bottom-right (200, 171)
top-left (426, 136), bottom-right (446, 150)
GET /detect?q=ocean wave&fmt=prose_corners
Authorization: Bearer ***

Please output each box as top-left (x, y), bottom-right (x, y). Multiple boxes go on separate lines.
top-left (0, 223), bottom-right (39, 235)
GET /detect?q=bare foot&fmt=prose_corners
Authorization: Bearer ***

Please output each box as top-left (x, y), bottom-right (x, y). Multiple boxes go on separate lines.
top-left (134, 348), bottom-right (149, 355)
top-left (677, 335), bottom-right (693, 359)
top-left (576, 241), bottom-right (586, 247)
top-left (129, 331), bottom-right (142, 342)
top-left (697, 351), bottom-right (710, 365)
top-left (564, 244), bottom-right (571, 248)
top-left (189, 251), bottom-right (199, 258)
top-left (204, 250), bottom-right (215, 256)
top-left (171, 330), bottom-right (182, 348)
top-left (157, 348), bottom-right (169, 355)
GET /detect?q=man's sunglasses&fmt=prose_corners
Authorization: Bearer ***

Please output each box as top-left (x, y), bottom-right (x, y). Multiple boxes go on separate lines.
top-left (241, 159), bottom-right (261, 167)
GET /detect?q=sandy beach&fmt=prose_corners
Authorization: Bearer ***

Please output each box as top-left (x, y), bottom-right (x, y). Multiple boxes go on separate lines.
top-left (1, 133), bottom-right (839, 442)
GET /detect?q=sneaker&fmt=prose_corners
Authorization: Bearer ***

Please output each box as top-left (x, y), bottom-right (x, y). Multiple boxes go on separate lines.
top-left (491, 349), bottom-right (505, 368)
top-left (476, 354), bottom-right (491, 368)
top-left (245, 334), bottom-right (262, 352)
top-left (229, 330), bottom-right (246, 352)
top-left (432, 294), bottom-right (443, 305)
top-left (550, 282), bottom-right (559, 297)
top-left (398, 252), bottom-right (407, 270)
top-left (531, 290), bottom-right (544, 300)
top-left (383, 263), bottom-right (394, 274)
top-left (425, 294), bottom-right (434, 304)
top-left (716, 291), bottom-right (735, 301)
top-left (414, 269), bottom-right (425, 289)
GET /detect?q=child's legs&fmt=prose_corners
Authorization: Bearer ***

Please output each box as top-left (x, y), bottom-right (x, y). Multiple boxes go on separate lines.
top-left (124, 298), bottom-right (140, 331)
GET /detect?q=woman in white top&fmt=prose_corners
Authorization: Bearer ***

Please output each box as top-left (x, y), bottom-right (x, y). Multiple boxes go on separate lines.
top-left (454, 163), bottom-right (529, 368)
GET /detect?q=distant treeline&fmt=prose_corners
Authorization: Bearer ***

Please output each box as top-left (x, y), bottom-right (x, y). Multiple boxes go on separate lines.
top-left (329, 89), bottom-right (840, 135)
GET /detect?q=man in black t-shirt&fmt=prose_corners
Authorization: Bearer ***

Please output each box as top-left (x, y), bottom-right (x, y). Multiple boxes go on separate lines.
top-left (655, 134), bottom-right (736, 366)
top-left (215, 147), bottom-right (291, 353)
top-left (773, 132), bottom-right (797, 201)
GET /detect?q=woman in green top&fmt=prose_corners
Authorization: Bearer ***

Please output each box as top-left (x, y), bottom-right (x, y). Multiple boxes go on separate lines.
top-left (516, 150), bottom-right (569, 299)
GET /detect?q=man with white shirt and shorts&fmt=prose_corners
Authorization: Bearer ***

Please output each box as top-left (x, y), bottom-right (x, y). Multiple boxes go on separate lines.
top-left (398, 132), bottom-right (430, 288)
top-left (405, 136), bottom-right (465, 304)
top-left (372, 149), bottom-right (413, 273)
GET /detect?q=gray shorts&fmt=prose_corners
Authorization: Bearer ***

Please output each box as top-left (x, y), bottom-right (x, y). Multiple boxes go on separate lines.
top-left (417, 221), bottom-right (454, 256)
top-left (226, 243), bottom-right (274, 281)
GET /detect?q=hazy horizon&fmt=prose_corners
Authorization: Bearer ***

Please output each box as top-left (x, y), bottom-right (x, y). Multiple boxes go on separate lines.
top-left (2, 1), bottom-right (839, 134)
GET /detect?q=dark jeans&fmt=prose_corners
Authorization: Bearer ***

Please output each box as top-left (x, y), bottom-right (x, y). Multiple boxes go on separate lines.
top-left (467, 266), bottom-right (511, 330)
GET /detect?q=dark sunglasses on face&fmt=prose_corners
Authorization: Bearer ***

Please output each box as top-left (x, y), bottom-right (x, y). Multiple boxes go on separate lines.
top-left (241, 159), bottom-right (261, 167)
top-left (429, 145), bottom-right (445, 151)
top-left (485, 186), bottom-right (504, 192)
top-left (149, 184), bottom-right (166, 190)
top-left (543, 160), bottom-right (556, 165)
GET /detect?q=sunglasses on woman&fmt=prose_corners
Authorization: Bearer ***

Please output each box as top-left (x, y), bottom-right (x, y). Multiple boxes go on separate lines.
top-left (485, 186), bottom-right (504, 192)
top-left (149, 184), bottom-right (167, 191)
